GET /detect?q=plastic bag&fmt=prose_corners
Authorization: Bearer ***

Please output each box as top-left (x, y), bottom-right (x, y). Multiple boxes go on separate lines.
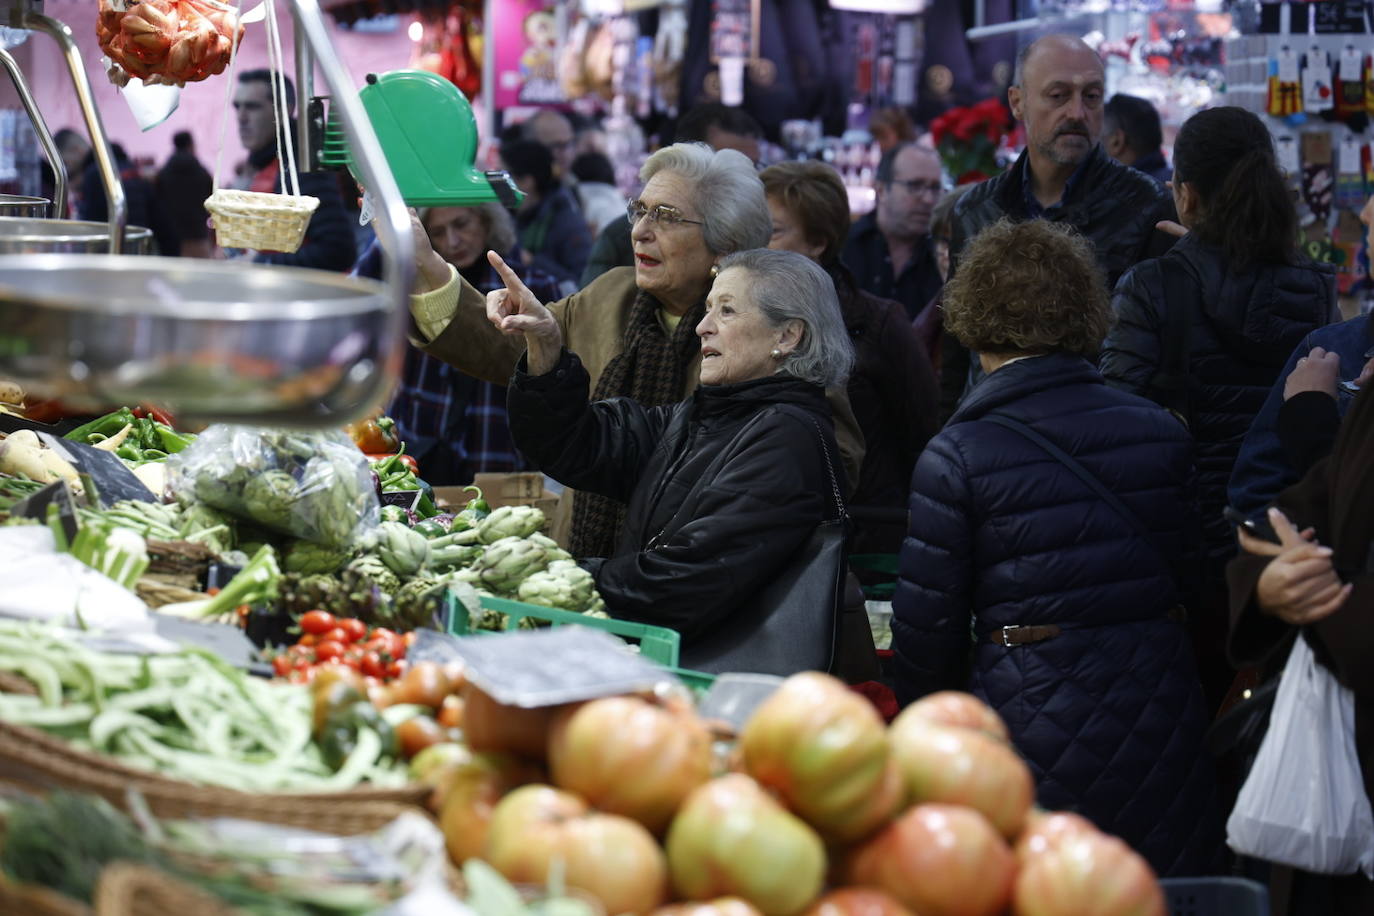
top-left (165, 425), bottom-right (379, 549)
top-left (1226, 633), bottom-right (1374, 876)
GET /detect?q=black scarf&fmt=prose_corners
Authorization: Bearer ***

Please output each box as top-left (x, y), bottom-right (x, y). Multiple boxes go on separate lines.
top-left (569, 289), bottom-right (706, 558)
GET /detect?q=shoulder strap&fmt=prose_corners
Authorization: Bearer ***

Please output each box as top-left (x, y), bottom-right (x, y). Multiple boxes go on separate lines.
top-left (982, 414), bottom-right (1150, 541)
top-left (776, 404), bottom-right (846, 523)
top-left (1148, 261), bottom-right (1196, 420)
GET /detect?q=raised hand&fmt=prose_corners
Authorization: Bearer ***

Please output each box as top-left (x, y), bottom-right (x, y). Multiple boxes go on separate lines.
top-left (1244, 506), bottom-right (1351, 625)
top-left (485, 250), bottom-right (563, 375)
top-left (409, 208), bottom-right (452, 293)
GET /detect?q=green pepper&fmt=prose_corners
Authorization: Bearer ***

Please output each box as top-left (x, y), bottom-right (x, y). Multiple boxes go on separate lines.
top-left (318, 700), bottom-right (397, 770)
top-left (115, 442), bottom-right (143, 462)
top-left (153, 424), bottom-right (196, 454)
top-left (411, 519), bottom-right (449, 539)
top-left (379, 505), bottom-right (409, 524)
top-left (64, 408), bottom-right (136, 445)
top-left (462, 485), bottom-right (490, 517)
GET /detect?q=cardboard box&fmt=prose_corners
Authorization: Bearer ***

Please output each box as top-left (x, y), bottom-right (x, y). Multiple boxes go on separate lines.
top-left (434, 472), bottom-right (559, 513)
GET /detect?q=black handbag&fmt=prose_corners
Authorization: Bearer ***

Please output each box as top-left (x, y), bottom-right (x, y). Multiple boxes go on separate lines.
top-left (681, 410), bottom-right (848, 677)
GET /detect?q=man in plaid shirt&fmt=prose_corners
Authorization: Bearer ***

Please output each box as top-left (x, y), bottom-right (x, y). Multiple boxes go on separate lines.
top-left (354, 205), bottom-right (562, 484)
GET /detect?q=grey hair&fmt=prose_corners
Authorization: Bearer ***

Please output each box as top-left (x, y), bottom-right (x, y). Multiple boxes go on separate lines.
top-left (640, 143), bottom-right (771, 256)
top-left (419, 202), bottom-right (516, 257)
top-left (717, 248), bottom-right (854, 389)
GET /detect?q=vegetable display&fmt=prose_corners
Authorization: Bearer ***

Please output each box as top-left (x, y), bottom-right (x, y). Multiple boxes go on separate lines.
top-left (0, 619), bottom-right (407, 792)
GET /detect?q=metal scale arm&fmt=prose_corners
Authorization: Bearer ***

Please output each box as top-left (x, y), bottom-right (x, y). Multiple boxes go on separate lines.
top-left (0, 45), bottom-right (64, 217)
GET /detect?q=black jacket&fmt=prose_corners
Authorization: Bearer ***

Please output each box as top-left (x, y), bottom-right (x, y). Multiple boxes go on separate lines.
top-left (893, 352), bottom-right (1219, 876)
top-left (939, 146), bottom-right (1177, 420)
top-left (244, 145), bottom-right (356, 272)
top-left (1101, 234), bottom-right (1336, 571)
top-left (508, 350), bottom-right (834, 651)
top-left (840, 212), bottom-right (943, 323)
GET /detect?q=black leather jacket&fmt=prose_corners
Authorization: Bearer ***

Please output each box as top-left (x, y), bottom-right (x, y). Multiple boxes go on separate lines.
top-left (940, 145), bottom-right (1177, 420)
top-left (508, 349), bottom-right (836, 647)
top-left (1101, 234), bottom-right (1336, 570)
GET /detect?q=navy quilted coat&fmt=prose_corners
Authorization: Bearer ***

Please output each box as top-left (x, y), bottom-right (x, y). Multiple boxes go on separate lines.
top-left (892, 353), bottom-right (1221, 877)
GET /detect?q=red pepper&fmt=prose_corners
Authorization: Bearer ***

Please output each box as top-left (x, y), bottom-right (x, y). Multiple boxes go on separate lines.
top-left (366, 453), bottom-right (419, 474)
top-left (131, 404), bottom-right (177, 427)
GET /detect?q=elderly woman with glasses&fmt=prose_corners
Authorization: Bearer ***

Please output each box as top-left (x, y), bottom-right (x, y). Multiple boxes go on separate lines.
top-left (492, 246), bottom-right (853, 668)
top-left (409, 142), bottom-right (863, 557)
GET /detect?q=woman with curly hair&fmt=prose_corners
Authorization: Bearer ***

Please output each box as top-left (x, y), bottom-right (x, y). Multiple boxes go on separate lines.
top-left (892, 218), bottom-right (1221, 877)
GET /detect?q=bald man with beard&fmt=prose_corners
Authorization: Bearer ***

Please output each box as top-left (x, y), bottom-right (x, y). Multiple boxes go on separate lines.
top-left (939, 34), bottom-right (1177, 421)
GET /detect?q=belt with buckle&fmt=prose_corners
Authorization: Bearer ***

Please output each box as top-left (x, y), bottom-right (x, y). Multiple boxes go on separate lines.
top-left (988, 625), bottom-right (1062, 647)
top-left (986, 606), bottom-right (1188, 647)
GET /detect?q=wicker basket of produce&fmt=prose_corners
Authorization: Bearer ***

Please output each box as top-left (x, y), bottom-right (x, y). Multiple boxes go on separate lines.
top-left (0, 718), bottom-right (427, 833)
top-left (0, 622), bottom-right (429, 832)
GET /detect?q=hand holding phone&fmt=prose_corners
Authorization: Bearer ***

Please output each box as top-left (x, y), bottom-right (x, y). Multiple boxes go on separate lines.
top-left (1224, 506), bottom-right (1278, 543)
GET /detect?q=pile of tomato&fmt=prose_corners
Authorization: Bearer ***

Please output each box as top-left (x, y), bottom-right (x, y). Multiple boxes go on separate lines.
top-left (271, 610), bottom-right (416, 683)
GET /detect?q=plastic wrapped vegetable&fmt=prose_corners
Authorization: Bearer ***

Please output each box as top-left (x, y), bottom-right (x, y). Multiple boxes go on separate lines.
top-left (165, 426), bottom-right (379, 549)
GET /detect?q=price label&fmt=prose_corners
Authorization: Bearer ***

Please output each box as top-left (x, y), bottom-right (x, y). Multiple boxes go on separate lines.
top-left (1340, 46), bottom-right (1365, 81)
top-left (8, 479), bottom-right (79, 544)
top-left (1277, 135), bottom-right (1302, 175)
top-left (1339, 136), bottom-right (1364, 175)
top-left (1278, 46), bottom-right (1300, 83)
top-left (432, 626), bottom-right (677, 708)
top-left (1303, 47), bottom-right (1334, 111)
top-left (380, 489), bottom-right (423, 513)
top-left (39, 434), bottom-right (155, 507)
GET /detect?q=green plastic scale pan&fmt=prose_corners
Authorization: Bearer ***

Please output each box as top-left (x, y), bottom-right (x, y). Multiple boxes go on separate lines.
top-left (321, 69), bottom-right (524, 209)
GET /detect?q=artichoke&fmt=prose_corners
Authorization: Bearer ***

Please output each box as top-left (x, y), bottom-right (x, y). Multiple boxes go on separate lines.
top-left (375, 521), bottom-right (431, 578)
top-left (346, 553), bottom-right (402, 597)
top-left (179, 503), bottom-right (236, 555)
top-left (392, 575), bottom-right (449, 630)
top-left (477, 505), bottom-right (546, 545)
top-left (277, 572), bottom-right (342, 617)
top-left (528, 532), bottom-right (573, 563)
top-left (517, 560), bottom-right (596, 612)
top-left (243, 469), bottom-right (298, 530)
top-left (474, 536), bottom-right (552, 593)
top-left (283, 539), bottom-right (352, 575)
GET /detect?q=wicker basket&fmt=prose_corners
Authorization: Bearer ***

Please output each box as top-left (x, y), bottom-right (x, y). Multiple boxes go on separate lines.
top-left (0, 876), bottom-right (92, 916)
top-left (94, 864), bottom-right (238, 916)
top-left (0, 720), bottom-right (429, 834)
top-left (204, 189), bottom-right (319, 253)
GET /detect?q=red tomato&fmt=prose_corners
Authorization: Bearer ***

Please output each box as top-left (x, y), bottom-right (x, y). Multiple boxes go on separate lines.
top-left (361, 651), bottom-right (387, 680)
top-left (297, 634), bottom-right (319, 648)
top-left (339, 618), bottom-right (367, 643)
top-left (322, 627), bottom-right (350, 645)
top-left (299, 610), bottom-right (336, 635)
top-left (292, 656), bottom-right (315, 672)
top-left (272, 655), bottom-right (291, 677)
top-left (387, 658), bottom-right (408, 680)
top-left (315, 640), bottom-right (346, 662)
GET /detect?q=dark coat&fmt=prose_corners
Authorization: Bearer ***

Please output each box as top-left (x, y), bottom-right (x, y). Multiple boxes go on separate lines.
top-left (840, 212), bottom-right (944, 323)
top-left (1228, 382), bottom-right (1374, 910)
top-left (1101, 234), bottom-right (1336, 572)
top-left (893, 352), bottom-right (1220, 877)
top-left (834, 268), bottom-right (938, 552)
top-left (240, 145), bottom-right (356, 272)
top-left (155, 149), bottom-right (213, 244)
top-left (508, 349), bottom-right (834, 658)
top-left (939, 146), bottom-right (1177, 420)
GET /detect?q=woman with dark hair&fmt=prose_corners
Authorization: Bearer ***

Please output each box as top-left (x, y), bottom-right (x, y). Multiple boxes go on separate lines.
top-left (761, 160), bottom-right (938, 552)
top-left (500, 138), bottom-right (592, 289)
top-left (894, 218), bottom-right (1221, 877)
top-left (1100, 105), bottom-right (1336, 711)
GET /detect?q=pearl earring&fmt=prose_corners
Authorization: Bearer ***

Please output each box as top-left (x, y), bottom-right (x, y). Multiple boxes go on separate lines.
top-left (770, 348), bottom-right (782, 360)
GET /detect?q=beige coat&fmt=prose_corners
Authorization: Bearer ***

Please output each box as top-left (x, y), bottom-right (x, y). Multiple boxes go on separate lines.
top-left (421, 266), bottom-right (867, 546)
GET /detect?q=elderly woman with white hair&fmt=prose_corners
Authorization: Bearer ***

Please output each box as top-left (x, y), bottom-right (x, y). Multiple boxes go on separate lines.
top-left (492, 246), bottom-right (854, 663)
top-left (410, 143), bottom-right (863, 556)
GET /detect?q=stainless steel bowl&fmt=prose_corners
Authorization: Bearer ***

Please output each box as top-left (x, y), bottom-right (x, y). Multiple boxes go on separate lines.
top-left (0, 254), bottom-right (400, 426)
top-left (0, 195), bottom-right (51, 218)
top-left (0, 217), bottom-right (153, 254)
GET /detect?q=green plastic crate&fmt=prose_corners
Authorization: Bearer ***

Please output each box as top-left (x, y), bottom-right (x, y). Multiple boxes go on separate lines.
top-left (445, 594), bottom-right (682, 669)
top-left (665, 666), bottom-right (717, 693)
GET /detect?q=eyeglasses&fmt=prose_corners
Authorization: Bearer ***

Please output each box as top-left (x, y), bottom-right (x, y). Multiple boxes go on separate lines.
top-left (890, 179), bottom-right (943, 197)
top-left (627, 201), bottom-right (705, 229)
